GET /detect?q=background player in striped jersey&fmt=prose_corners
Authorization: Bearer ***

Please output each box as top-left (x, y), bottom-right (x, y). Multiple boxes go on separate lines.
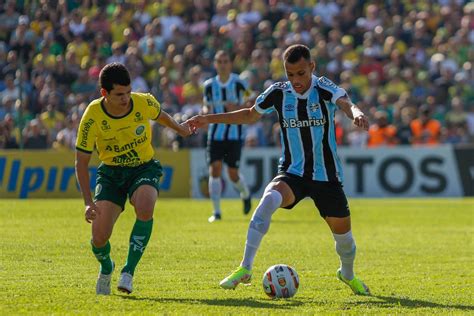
top-left (202, 50), bottom-right (252, 223)
top-left (188, 44), bottom-right (371, 295)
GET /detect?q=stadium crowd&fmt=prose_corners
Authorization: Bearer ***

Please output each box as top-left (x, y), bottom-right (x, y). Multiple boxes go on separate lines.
top-left (0, 0), bottom-right (473, 150)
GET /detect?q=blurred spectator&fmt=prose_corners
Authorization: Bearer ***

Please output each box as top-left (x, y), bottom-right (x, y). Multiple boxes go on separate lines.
top-left (2, 51), bottom-right (19, 79)
top-left (445, 97), bottom-right (468, 128)
top-left (347, 125), bottom-right (368, 148)
top-left (23, 119), bottom-right (48, 149)
top-left (52, 116), bottom-right (77, 150)
top-left (237, 1), bottom-right (262, 28)
top-left (356, 4), bottom-right (382, 32)
top-left (395, 107), bottom-right (415, 145)
top-left (71, 70), bottom-right (96, 98)
top-left (367, 111), bottom-right (398, 147)
top-left (39, 101), bottom-right (65, 139)
top-left (0, 74), bottom-right (19, 102)
top-left (0, 1), bottom-right (472, 149)
top-left (410, 105), bottom-right (442, 146)
top-left (0, 1), bottom-right (20, 43)
top-left (182, 65), bottom-right (203, 106)
top-left (0, 120), bottom-right (18, 149)
top-left (313, 0), bottom-right (340, 27)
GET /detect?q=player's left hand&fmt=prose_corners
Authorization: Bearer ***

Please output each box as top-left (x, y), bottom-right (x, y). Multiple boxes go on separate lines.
top-left (179, 121), bottom-right (196, 137)
top-left (353, 114), bottom-right (369, 131)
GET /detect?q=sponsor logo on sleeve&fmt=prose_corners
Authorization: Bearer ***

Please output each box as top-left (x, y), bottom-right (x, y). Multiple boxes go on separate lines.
top-left (80, 118), bottom-right (95, 148)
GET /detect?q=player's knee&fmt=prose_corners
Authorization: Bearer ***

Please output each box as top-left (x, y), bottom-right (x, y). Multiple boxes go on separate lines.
top-left (262, 190), bottom-right (283, 211)
top-left (92, 235), bottom-right (109, 248)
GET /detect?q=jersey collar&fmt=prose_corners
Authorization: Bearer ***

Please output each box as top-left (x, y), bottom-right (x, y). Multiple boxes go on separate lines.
top-left (100, 97), bottom-right (134, 119)
top-left (217, 73), bottom-right (233, 86)
top-left (289, 75), bottom-right (317, 99)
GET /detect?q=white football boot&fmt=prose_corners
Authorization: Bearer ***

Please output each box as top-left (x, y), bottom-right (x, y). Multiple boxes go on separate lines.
top-left (118, 272), bottom-right (133, 294)
top-left (96, 262), bottom-right (114, 295)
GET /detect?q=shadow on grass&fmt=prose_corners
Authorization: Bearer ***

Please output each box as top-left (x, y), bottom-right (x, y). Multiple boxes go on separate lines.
top-left (116, 295), bottom-right (305, 309)
top-left (363, 295), bottom-right (474, 311)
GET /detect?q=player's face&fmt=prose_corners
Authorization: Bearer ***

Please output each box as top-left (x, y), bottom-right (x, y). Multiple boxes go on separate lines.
top-left (102, 84), bottom-right (132, 109)
top-left (284, 58), bottom-right (315, 94)
top-left (214, 55), bottom-right (232, 76)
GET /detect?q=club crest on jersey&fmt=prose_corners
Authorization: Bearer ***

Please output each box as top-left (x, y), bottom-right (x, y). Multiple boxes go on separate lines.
top-left (134, 112), bottom-right (144, 122)
top-left (135, 125), bottom-right (145, 136)
top-left (101, 120), bottom-right (111, 131)
top-left (95, 184), bottom-right (102, 195)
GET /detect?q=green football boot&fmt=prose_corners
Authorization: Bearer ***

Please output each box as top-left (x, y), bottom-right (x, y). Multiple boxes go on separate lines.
top-left (219, 266), bottom-right (252, 289)
top-left (337, 269), bottom-right (371, 295)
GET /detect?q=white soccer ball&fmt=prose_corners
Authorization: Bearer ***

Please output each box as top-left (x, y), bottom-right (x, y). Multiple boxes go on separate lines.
top-left (262, 264), bottom-right (299, 299)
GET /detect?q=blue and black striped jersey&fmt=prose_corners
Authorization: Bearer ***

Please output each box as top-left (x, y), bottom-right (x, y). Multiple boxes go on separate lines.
top-left (255, 75), bottom-right (347, 182)
top-left (203, 73), bottom-right (248, 142)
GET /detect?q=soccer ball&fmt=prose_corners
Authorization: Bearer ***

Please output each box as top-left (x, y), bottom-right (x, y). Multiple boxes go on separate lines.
top-left (262, 264), bottom-right (299, 299)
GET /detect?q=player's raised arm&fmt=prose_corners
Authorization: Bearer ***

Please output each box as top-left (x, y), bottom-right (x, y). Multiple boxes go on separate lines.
top-left (156, 110), bottom-right (195, 137)
top-left (187, 106), bottom-right (262, 130)
top-left (336, 96), bottom-right (369, 131)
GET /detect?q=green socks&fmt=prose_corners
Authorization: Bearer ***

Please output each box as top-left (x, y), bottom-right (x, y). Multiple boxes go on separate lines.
top-left (91, 240), bottom-right (113, 275)
top-left (121, 218), bottom-right (154, 275)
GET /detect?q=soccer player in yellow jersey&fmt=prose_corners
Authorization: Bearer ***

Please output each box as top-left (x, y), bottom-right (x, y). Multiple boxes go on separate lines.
top-left (75, 63), bottom-right (194, 295)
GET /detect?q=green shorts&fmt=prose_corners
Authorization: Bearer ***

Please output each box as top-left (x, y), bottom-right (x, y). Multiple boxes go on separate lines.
top-left (94, 159), bottom-right (163, 210)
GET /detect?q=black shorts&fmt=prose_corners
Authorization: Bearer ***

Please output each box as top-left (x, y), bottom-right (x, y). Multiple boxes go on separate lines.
top-left (206, 140), bottom-right (243, 168)
top-left (271, 172), bottom-right (350, 218)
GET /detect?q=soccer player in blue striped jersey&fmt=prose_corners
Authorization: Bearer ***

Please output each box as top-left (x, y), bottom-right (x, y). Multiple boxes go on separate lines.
top-left (188, 44), bottom-right (371, 295)
top-left (202, 50), bottom-right (252, 223)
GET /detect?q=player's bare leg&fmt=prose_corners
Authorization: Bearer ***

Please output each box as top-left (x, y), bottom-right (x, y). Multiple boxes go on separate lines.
top-left (92, 201), bottom-right (121, 295)
top-left (118, 185), bottom-right (157, 294)
top-left (326, 216), bottom-right (370, 295)
top-left (208, 160), bottom-right (223, 222)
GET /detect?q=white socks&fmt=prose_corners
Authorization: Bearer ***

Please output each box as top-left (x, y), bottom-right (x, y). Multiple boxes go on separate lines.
top-left (333, 230), bottom-right (356, 280)
top-left (241, 190), bottom-right (282, 270)
top-left (209, 177), bottom-right (222, 215)
top-left (231, 173), bottom-right (250, 199)
top-left (210, 174), bottom-right (250, 215)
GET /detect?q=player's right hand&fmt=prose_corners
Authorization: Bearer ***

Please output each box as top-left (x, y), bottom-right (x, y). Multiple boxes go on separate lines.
top-left (85, 203), bottom-right (98, 223)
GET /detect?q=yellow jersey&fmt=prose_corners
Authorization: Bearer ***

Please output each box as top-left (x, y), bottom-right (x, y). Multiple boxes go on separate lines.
top-left (76, 92), bottom-right (161, 167)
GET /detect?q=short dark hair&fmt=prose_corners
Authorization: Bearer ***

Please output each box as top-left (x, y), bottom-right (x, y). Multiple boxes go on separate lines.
top-left (99, 63), bottom-right (131, 92)
top-left (214, 50), bottom-right (231, 61)
top-left (283, 44), bottom-right (311, 63)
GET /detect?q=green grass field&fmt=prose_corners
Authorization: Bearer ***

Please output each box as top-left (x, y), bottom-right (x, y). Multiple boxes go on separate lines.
top-left (1, 198), bottom-right (473, 315)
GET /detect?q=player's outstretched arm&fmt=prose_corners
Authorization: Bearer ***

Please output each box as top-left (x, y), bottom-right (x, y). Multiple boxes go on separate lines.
top-left (336, 96), bottom-right (369, 131)
top-left (75, 150), bottom-right (98, 223)
top-left (156, 110), bottom-right (195, 137)
top-left (187, 106), bottom-right (262, 130)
